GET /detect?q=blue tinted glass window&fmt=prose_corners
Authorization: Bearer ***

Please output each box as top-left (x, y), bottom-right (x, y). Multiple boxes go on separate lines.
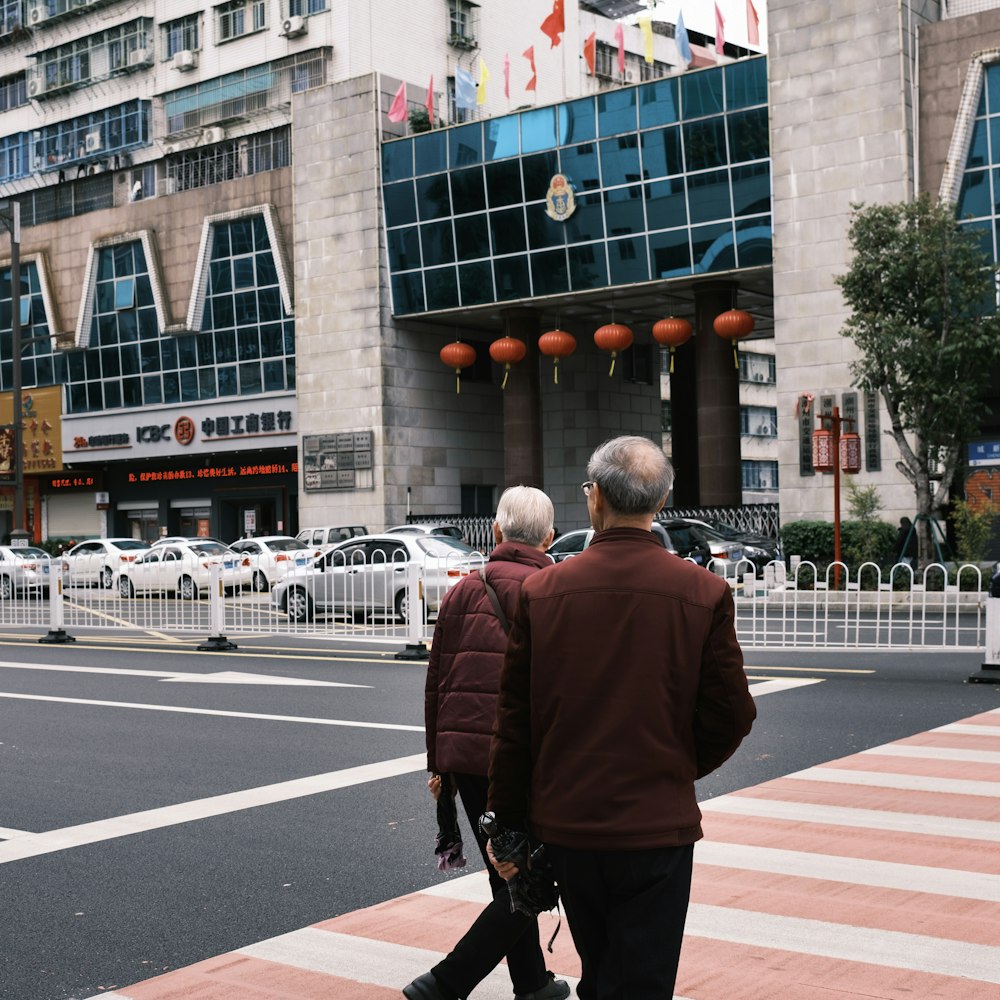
top-left (454, 214), bottom-right (490, 260)
top-left (392, 271), bottom-right (425, 314)
top-left (559, 142), bottom-right (601, 191)
top-left (608, 236), bottom-right (650, 285)
top-left (692, 222), bottom-right (735, 273)
top-left (732, 162), bottom-right (770, 217)
top-left (414, 131), bottom-right (448, 175)
top-left (958, 170), bottom-right (990, 219)
top-left (600, 134), bottom-right (641, 186)
top-left (645, 178), bottom-right (688, 230)
top-left (564, 191), bottom-right (605, 243)
top-left (638, 77), bottom-right (680, 128)
top-left (494, 256), bottom-right (531, 300)
top-left (450, 166), bottom-right (487, 214)
top-left (598, 88), bottom-right (637, 136)
top-left (490, 207), bottom-right (527, 254)
top-left (604, 185), bottom-right (645, 238)
top-left (682, 68), bottom-right (725, 119)
top-left (558, 97), bottom-right (596, 144)
top-left (416, 174), bottom-right (452, 220)
top-left (384, 181), bottom-right (418, 227)
top-left (735, 216), bottom-right (772, 267)
top-left (687, 169), bottom-right (732, 225)
top-left (725, 58), bottom-right (767, 110)
top-left (485, 116), bottom-right (520, 160)
top-left (521, 107), bottom-right (557, 153)
top-left (382, 139), bottom-right (413, 181)
top-left (568, 243), bottom-right (608, 291)
top-left (649, 229), bottom-right (691, 278)
top-left (530, 249), bottom-right (569, 296)
top-left (522, 151), bottom-right (559, 202)
top-left (421, 221), bottom-right (456, 266)
top-left (526, 205), bottom-right (566, 250)
top-left (459, 261), bottom-right (495, 305)
top-left (450, 123), bottom-right (483, 166)
top-left (641, 127), bottom-right (682, 180)
top-left (987, 64), bottom-right (1000, 116)
top-left (486, 159), bottom-right (524, 206)
top-left (684, 118), bottom-right (727, 170)
top-left (727, 108), bottom-right (769, 163)
top-left (968, 119), bottom-right (989, 169)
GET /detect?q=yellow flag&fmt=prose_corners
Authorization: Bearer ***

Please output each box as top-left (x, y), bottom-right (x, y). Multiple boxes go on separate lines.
top-left (639, 14), bottom-right (654, 64)
top-left (477, 57), bottom-right (490, 105)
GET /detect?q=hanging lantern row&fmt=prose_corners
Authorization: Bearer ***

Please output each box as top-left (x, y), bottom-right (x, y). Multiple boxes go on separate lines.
top-left (812, 420), bottom-right (863, 474)
top-left (438, 308), bottom-right (755, 388)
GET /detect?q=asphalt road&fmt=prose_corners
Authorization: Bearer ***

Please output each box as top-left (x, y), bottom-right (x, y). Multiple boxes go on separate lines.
top-left (0, 632), bottom-right (997, 1000)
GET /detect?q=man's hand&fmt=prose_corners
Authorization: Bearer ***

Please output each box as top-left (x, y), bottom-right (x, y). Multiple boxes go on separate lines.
top-left (427, 773), bottom-right (442, 800)
top-left (486, 839), bottom-right (519, 881)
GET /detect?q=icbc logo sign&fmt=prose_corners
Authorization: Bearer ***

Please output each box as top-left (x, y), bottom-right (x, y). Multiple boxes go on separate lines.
top-left (174, 416), bottom-right (196, 446)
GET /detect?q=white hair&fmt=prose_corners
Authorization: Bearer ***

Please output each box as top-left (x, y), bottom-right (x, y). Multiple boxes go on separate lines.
top-left (495, 486), bottom-right (554, 546)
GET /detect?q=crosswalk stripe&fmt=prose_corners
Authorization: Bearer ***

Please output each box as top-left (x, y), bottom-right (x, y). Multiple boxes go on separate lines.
top-left (862, 743), bottom-right (1000, 764)
top-left (783, 765), bottom-right (1000, 797)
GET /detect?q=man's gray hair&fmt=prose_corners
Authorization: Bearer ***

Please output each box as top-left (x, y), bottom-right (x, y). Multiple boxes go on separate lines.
top-left (495, 485), bottom-right (554, 546)
top-left (587, 436), bottom-right (675, 515)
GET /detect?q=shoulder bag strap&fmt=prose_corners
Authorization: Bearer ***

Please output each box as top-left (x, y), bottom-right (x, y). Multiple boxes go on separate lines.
top-left (478, 567), bottom-right (511, 635)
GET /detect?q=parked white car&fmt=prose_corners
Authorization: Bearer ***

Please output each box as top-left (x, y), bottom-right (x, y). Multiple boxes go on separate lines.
top-left (385, 522), bottom-right (466, 541)
top-left (61, 538), bottom-right (150, 589)
top-left (295, 525), bottom-right (369, 550)
top-left (0, 545), bottom-right (52, 598)
top-left (229, 535), bottom-right (322, 592)
top-left (271, 533), bottom-right (484, 623)
top-left (117, 540), bottom-right (252, 599)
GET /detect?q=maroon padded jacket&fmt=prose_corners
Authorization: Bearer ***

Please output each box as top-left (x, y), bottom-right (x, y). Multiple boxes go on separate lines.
top-left (425, 541), bottom-right (553, 777)
top-left (488, 527), bottom-right (756, 850)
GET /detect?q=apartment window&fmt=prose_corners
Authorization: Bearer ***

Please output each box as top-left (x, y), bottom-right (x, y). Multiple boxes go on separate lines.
top-left (167, 129), bottom-right (291, 193)
top-left (740, 405), bottom-right (777, 437)
top-left (742, 460), bottom-right (778, 491)
top-left (1, 0), bottom-right (22, 36)
top-left (595, 42), bottom-right (616, 80)
top-left (0, 73), bottom-right (27, 113)
top-left (289, 0), bottom-right (328, 14)
top-left (447, 0), bottom-right (478, 47)
top-left (446, 77), bottom-right (470, 124)
top-left (0, 260), bottom-right (62, 396)
top-left (217, 0), bottom-right (266, 42)
top-left (739, 351), bottom-right (775, 383)
top-left (640, 60), bottom-right (671, 82)
top-left (163, 14), bottom-right (200, 58)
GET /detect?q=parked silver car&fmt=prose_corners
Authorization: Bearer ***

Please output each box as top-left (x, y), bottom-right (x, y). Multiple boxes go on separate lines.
top-left (229, 535), bottom-right (321, 592)
top-left (271, 533), bottom-right (484, 623)
top-left (0, 545), bottom-right (51, 598)
top-left (61, 538), bottom-right (150, 589)
top-left (117, 541), bottom-right (252, 599)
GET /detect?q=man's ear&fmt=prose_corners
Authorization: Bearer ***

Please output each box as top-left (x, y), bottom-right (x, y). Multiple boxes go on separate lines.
top-left (493, 521), bottom-right (504, 544)
top-left (541, 528), bottom-right (555, 550)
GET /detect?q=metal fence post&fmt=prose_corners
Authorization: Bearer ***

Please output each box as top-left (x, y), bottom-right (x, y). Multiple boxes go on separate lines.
top-left (395, 560), bottom-right (429, 660)
top-left (197, 563), bottom-right (237, 652)
top-left (969, 570), bottom-right (1000, 683)
top-left (39, 567), bottom-right (75, 644)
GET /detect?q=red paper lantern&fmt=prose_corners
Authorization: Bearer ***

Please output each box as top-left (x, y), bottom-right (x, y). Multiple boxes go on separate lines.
top-left (812, 427), bottom-right (834, 473)
top-left (713, 308), bottom-right (755, 370)
top-left (840, 431), bottom-right (862, 474)
top-left (538, 329), bottom-right (576, 384)
top-left (440, 341), bottom-right (477, 394)
top-left (594, 322), bottom-right (633, 376)
top-left (489, 336), bottom-right (527, 389)
top-left (652, 317), bottom-right (693, 374)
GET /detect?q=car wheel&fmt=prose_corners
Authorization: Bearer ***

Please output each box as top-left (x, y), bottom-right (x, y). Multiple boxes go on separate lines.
top-left (118, 575), bottom-right (134, 598)
top-left (101, 566), bottom-right (114, 589)
top-left (394, 588), bottom-right (409, 624)
top-left (253, 570), bottom-right (269, 593)
top-left (179, 575), bottom-right (199, 600)
top-left (286, 586), bottom-right (313, 622)
top-left (0, 576), bottom-right (11, 600)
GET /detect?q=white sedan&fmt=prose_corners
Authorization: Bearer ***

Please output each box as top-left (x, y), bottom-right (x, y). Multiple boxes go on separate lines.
top-left (0, 545), bottom-right (52, 598)
top-left (117, 541), bottom-right (252, 599)
top-left (61, 538), bottom-right (150, 589)
top-left (229, 536), bottom-right (322, 592)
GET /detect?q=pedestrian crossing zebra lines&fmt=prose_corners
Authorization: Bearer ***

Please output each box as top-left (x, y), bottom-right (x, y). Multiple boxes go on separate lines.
top-left (93, 706), bottom-right (1000, 1000)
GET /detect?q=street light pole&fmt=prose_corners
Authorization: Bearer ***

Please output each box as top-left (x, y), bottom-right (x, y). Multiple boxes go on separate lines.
top-left (0, 199), bottom-right (26, 545)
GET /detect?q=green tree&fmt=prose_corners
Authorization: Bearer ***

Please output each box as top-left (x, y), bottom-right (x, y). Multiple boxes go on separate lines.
top-left (836, 195), bottom-right (1000, 567)
top-left (951, 498), bottom-right (996, 565)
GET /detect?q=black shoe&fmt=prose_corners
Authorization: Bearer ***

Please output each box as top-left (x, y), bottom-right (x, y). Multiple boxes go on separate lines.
top-left (514, 972), bottom-right (571, 1000)
top-left (402, 972), bottom-right (454, 1000)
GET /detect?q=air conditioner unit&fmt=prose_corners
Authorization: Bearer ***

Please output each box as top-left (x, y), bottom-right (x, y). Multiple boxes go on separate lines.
top-left (27, 76), bottom-right (47, 98)
top-left (172, 49), bottom-right (196, 72)
top-left (202, 126), bottom-right (226, 144)
top-left (84, 130), bottom-right (103, 153)
top-left (281, 15), bottom-right (307, 37)
top-left (29, 6), bottom-right (49, 25)
top-left (127, 48), bottom-right (150, 68)
top-left (753, 372), bottom-right (766, 382)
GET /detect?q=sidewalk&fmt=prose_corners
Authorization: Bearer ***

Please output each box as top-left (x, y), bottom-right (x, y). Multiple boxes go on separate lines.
top-left (94, 708), bottom-right (1000, 1000)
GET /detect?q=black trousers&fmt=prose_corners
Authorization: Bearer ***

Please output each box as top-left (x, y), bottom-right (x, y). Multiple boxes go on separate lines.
top-left (431, 773), bottom-right (549, 999)
top-left (545, 842), bottom-right (694, 1000)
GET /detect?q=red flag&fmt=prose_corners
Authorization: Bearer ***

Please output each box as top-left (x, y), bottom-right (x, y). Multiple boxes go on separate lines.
top-left (715, 2), bottom-right (726, 55)
top-left (540, 0), bottom-right (564, 48)
top-left (746, 0), bottom-right (760, 46)
top-left (523, 46), bottom-right (537, 91)
top-left (583, 31), bottom-right (596, 75)
top-left (425, 75), bottom-right (434, 123)
top-left (504, 52), bottom-right (510, 99)
top-left (614, 22), bottom-right (625, 77)
top-left (387, 81), bottom-right (407, 123)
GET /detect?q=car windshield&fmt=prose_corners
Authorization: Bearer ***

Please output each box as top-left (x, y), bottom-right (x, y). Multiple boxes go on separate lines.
top-left (114, 540), bottom-right (149, 550)
top-left (16, 547), bottom-right (48, 560)
top-left (267, 538), bottom-right (308, 551)
top-left (190, 542), bottom-right (230, 556)
top-left (416, 536), bottom-right (477, 557)
top-left (549, 531), bottom-right (587, 554)
top-left (703, 519), bottom-right (742, 540)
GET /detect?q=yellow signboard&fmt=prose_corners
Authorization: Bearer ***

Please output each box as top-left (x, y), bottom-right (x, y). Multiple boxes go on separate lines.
top-left (0, 386), bottom-right (63, 474)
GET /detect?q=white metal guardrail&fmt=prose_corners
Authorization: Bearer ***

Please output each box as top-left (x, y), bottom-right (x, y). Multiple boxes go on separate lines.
top-left (0, 554), bottom-right (988, 652)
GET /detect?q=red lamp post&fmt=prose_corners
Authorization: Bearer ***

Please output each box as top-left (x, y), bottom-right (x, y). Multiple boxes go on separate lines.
top-left (812, 406), bottom-right (861, 587)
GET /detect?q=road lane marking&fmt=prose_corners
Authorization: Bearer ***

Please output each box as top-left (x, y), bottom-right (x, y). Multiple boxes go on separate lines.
top-left (933, 722), bottom-right (1000, 737)
top-left (743, 664), bottom-right (875, 674)
top-left (784, 765), bottom-right (1000, 798)
top-left (0, 692), bottom-right (419, 730)
top-left (0, 827), bottom-right (31, 839)
top-left (0, 753), bottom-right (425, 865)
top-left (748, 677), bottom-right (824, 696)
top-left (0, 661), bottom-right (368, 688)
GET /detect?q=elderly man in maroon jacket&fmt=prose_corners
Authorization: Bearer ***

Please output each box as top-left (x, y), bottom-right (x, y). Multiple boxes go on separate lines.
top-left (489, 436), bottom-right (756, 1000)
top-left (404, 486), bottom-right (569, 1000)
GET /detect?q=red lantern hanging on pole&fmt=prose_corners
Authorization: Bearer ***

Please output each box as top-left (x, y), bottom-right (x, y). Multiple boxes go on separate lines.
top-left (489, 335), bottom-right (527, 389)
top-left (713, 308), bottom-right (754, 369)
top-left (538, 329), bottom-right (576, 384)
top-left (840, 429), bottom-right (862, 475)
top-left (651, 317), bottom-right (693, 374)
top-left (594, 322), bottom-right (633, 376)
top-left (439, 341), bottom-right (477, 395)
top-left (812, 425), bottom-right (834, 473)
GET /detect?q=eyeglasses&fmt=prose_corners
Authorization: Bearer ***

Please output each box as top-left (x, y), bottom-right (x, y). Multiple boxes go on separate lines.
top-left (581, 481), bottom-right (596, 496)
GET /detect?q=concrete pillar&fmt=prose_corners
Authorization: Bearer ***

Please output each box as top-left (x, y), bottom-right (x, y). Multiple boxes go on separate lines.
top-left (501, 309), bottom-right (543, 488)
top-left (694, 283), bottom-right (743, 505)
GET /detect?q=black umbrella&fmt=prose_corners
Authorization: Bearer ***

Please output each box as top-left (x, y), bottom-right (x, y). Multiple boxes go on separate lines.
top-left (433, 773), bottom-right (467, 871)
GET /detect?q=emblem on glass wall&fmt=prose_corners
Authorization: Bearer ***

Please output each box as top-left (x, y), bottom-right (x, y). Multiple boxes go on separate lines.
top-left (545, 174), bottom-right (576, 222)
